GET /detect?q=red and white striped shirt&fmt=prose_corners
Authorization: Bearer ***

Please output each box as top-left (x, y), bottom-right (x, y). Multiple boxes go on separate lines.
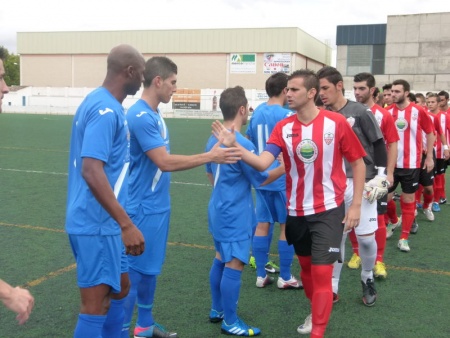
top-left (387, 103), bottom-right (433, 169)
top-left (434, 111), bottom-right (450, 159)
top-left (370, 104), bottom-right (400, 146)
top-left (268, 110), bottom-right (366, 216)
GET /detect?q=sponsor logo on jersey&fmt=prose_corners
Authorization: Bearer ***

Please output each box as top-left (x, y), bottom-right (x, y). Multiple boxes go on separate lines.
top-left (412, 111), bottom-right (419, 121)
top-left (136, 111), bottom-right (147, 117)
top-left (395, 118), bottom-right (408, 132)
top-left (99, 108), bottom-right (113, 115)
top-left (296, 139), bottom-right (318, 163)
top-left (328, 247), bottom-right (340, 253)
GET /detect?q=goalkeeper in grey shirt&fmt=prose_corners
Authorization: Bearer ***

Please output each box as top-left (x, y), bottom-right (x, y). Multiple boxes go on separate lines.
top-left (317, 67), bottom-right (388, 308)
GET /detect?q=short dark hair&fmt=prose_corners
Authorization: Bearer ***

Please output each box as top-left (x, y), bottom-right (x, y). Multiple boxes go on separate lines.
top-left (415, 93), bottom-right (425, 101)
top-left (407, 92), bottom-right (416, 103)
top-left (316, 66), bottom-right (343, 85)
top-left (143, 56), bottom-right (177, 88)
top-left (265, 72), bottom-right (288, 98)
top-left (382, 83), bottom-right (392, 91)
top-left (373, 87), bottom-right (380, 99)
top-left (438, 90), bottom-right (449, 100)
top-left (220, 86), bottom-right (248, 121)
top-left (353, 72), bottom-right (376, 88)
top-left (288, 69), bottom-right (319, 92)
top-left (392, 79), bottom-right (410, 92)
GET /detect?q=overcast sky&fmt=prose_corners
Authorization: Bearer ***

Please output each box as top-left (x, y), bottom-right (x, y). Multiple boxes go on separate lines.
top-left (2, 0), bottom-right (450, 55)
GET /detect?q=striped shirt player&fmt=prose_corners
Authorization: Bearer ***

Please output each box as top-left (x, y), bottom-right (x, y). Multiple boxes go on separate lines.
top-left (386, 102), bottom-right (433, 169)
top-left (266, 110), bottom-right (366, 216)
top-left (371, 104), bottom-right (400, 147)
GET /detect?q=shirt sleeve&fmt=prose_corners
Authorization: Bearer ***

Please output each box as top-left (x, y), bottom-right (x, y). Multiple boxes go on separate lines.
top-left (338, 118), bottom-right (367, 162)
top-left (419, 109), bottom-right (433, 134)
top-left (81, 107), bottom-right (117, 163)
top-left (381, 113), bottom-right (400, 144)
top-left (360, 107), bottom-right (384, 143)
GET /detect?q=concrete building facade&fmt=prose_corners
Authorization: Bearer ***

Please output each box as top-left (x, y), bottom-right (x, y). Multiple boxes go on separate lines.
top-left (336, 12), bottom-right (450, 92)
top-left (17, 28), bottom-right (332, 90)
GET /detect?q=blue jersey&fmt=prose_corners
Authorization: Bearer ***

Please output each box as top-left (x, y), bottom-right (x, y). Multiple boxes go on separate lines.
top-left (65, 87), bottom-right (130, 235)
top-left (126, 99), bottom-right (171, 215)
top-left (246, 102), bottom-right (292, 191)
top-left (206, 132), bottom-right (268, 242)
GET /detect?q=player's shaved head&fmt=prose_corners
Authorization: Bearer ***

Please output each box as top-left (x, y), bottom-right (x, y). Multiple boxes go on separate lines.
top-left (107, 44), bottom-right (144, 74)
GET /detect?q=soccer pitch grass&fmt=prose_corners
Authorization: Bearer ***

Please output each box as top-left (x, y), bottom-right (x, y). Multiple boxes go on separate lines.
top-left (0, 113), bottom-right (450, 337)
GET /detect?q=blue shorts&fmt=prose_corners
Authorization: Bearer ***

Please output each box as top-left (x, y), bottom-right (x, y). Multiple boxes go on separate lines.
top-left (214, 238), bottom-right (251, 265)
top-left (128, 207), bottom-right (170, 275)
top-left (255, 190), bottom-right (287, 224)
top-left (68, 234), bottom-right (123, 293)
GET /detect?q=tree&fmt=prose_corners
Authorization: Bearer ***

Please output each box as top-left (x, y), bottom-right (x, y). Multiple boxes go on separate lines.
top-left (0, 46), bottom-right (20, 86)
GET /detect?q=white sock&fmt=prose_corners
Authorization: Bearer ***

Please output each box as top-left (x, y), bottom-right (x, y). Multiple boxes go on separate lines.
top-left (357, 234), bottom-right (377, 282)
top-left (332, 232), bottom-right (347, 293)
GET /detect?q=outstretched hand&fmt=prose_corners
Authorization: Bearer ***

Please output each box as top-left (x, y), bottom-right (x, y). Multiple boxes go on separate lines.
top-left (212, 120), bottom-right (236, 147)
top-left (210, 139), bottom-right (242, 163)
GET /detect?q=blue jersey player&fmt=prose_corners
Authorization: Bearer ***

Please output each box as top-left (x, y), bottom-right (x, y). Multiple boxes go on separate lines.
top-left (121, 57), bottom-right (240, 338)
top-left (65, 44), bottom-right (145, 338)
top-left (245, 73), bottom-right (301, 290)
top-left (206, 86), bottom-right (284, 336)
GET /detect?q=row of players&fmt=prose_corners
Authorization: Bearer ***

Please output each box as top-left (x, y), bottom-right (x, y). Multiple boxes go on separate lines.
top-left (245, 71), bottom-right (450, 336)
top-left (63, 44), bottom-right (447, 338)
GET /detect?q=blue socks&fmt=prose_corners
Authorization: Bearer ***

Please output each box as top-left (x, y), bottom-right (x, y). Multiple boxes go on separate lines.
top-left (253, 235), bottom-right (269, 277)
top-left (209, 258), bottom-right (225, 312)
top-left (74, 313), bottom-right (106, 338)
top-left (278, 240), bottom-right (294, 281)
top-left (102, 298), bottom-right (125, 338)
top-left (136, 273), bottom-right (157, 328)
top-left (220, 267), bottom-right (242, 325)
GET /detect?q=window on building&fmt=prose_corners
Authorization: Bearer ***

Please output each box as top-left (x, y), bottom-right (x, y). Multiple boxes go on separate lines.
top-left (347, 45), bottom-right (385, 75)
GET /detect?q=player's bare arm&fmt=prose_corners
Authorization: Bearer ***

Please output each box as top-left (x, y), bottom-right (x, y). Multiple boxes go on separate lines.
top-left (343, 157), bottom-right (365, 232)
top-left (82, 157), bottom-right (145, 256)
top-left (146, 139), bottom-right (241, 173)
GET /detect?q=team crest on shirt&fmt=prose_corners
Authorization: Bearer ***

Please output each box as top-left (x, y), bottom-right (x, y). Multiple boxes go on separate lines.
top-left (395, 118), bottom-right (408, 132)
top-left (324, 132), bottom-right (334, 145)
top-left (296, 139), bottom-right (318, 163)
top-left (346, 116), bottom-right (355, 127)
top-left (411, 111), bottom-right (419, 121)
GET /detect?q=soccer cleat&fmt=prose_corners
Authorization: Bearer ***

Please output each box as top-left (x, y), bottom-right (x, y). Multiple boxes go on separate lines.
top-left (297, 314), bottom-right (312, 334)
top-left (386, 216), bottom-right (402, 239)
top-left (432, 202), bottom-right (441, 212)
top-left (333, 292), bottom-right (340, 303)
top-left (248, 256), bottom-right (256, 269)
top-left (264, 261), bottom-right (280, 274)
top-left (416, 202), bottom-right (423, 209)
top-left (256, 275), bottom-right (274, 288)
top-left (398, 239), bottom-right (410, 252)
top-left (347, 253), bottom-right (361, 269)
top-left (361, 279), bottom-right (377, 307)
top-left (134, 323), bottom-right (177, 338)
top-left (277, 275), bottom-right (303, 289)
top-left (209, 309), bottom-right (224, 323)
top-left (410, 220), bottom-right (419, 234)
top-left (221, 318), bottom-right (261, 336)
top-left (373, 261), bottom-right (387, 279)
top-left (439, 197), bottom-right (447, 204)
top-left (423, 207), bottom-right (434, 221)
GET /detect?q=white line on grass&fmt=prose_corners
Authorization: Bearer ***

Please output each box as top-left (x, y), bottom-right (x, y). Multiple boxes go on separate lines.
top-left (0, 168), bottom-right (211, 186)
